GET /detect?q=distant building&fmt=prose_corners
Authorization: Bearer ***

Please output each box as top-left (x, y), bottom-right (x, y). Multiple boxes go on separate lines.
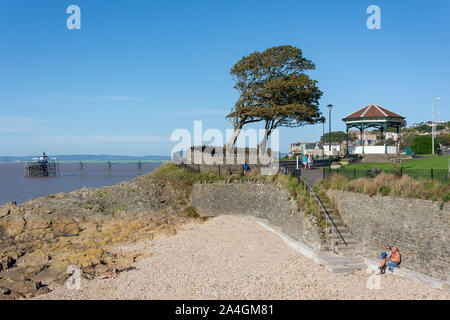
top-left (386, 132), bottom-right (399, 141)
top-left (425, 120), bottom-right (445, 127)
top-left (289, 142), bottom-right (323, 157)
top-left (348, 129), bottom-right (379, 145)
top-left (323, 142), bottom-right (341, 156)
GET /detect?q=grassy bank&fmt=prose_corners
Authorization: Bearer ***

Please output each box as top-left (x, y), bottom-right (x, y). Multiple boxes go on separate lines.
top-left (147, 163), bottom-right (325, 226)
top-left (318, 173), bottom-right (450, 204)
top-left (345, 155), bottom-right (449, 170)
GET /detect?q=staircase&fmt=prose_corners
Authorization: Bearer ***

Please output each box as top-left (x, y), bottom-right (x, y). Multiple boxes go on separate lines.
top-left (281, 165), bottom-right (366, 275)
top-left (317, 191), bottom-right (362, 257)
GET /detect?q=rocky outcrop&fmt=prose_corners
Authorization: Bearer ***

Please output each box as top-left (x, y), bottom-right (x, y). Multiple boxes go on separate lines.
top-left (0, 172), bottom-right (191, 299)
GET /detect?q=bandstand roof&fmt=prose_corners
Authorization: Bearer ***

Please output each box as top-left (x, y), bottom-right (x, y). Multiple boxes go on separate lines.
top-left (343, 104), bottom-right (404, 121)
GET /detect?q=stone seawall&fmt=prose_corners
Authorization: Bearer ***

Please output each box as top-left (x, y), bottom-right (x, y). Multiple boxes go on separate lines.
top-left (327, 190), bottom-right (449, 281)
top-left (190, 183), bottom-right (326, 250)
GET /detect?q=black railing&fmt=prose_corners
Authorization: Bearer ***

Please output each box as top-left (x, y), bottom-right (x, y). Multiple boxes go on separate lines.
top-left (282, 166), bottom-right (347, 251)
top-left (323, 167), bottom-right (449, 184)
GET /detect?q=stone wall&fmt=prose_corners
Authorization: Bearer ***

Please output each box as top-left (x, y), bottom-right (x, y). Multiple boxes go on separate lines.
top-left (190, 183), bottom-right (326, 250)
top-left (181, 163), bottom-right (260, 175)
top-left (327, 190), bottom-right (449, 281)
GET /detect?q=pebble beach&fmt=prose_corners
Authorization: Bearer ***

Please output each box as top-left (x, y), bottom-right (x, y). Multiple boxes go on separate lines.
top-left (36, 215), bottom-right (449, 300)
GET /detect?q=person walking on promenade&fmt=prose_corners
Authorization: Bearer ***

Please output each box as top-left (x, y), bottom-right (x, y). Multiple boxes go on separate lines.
top-left (307, 155), bottom-right (313, 170)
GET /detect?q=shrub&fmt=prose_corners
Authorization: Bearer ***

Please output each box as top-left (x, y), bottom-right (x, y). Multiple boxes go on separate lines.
top-left (185, 206), bottom-right (200, 218)
top-left (411, 135), bottom-right (437, 154)
top-left (379, 186), bottom-right (391, 196)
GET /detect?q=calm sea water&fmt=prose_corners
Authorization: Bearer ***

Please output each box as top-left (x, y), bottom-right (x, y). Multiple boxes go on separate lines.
top-left (0, 162), bottom-right (163, 205)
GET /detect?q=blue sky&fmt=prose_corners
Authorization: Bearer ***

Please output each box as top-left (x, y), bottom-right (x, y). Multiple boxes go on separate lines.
top-left (0, 0), bottom-right (449, 156)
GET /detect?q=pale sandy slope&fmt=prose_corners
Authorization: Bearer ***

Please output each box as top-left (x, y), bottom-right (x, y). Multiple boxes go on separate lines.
top-left (36, 215), bottom-right (449, 300)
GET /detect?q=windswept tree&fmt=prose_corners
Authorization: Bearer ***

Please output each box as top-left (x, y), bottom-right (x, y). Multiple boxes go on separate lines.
top-left (226, 45), bottom-right (323, 151)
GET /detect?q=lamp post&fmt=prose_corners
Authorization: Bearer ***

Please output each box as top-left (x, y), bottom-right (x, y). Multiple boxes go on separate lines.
top-left (432, 97), bottom-right (442, 155)
top-left (328, 104), bottom-right (333, 165)
top-left (322, 119), bottom-right (325, 159)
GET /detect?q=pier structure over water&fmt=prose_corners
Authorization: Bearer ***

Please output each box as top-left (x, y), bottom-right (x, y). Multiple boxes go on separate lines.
top-left (24, 152), bottom-right (60, 177)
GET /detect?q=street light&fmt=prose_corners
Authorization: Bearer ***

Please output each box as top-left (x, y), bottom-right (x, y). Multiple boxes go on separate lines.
top-left (432, 97), bottom-right (442, 155)
top-left (327, 104), bottom-right (333, 167)
top-left (322, 118), bottom-right (325, 159)
top-left (328, 104), bottom-right (333, 153)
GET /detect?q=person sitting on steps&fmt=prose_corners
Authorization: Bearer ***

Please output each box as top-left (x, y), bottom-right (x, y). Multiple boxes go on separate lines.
top-left (381, 246), bottom-right (392, 260)
top-left (379, 246), bottom-right (401, 274)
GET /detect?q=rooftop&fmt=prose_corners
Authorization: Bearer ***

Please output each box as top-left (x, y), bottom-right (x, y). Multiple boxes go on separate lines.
top-left (343, 104), bottom-right (404, 120)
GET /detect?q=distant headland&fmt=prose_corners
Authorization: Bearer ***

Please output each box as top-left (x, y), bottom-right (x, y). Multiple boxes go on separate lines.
top-left (0, 154), bottom-right (171, 162)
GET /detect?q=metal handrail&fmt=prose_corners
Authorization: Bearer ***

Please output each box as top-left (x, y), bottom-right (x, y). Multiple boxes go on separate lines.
top-left (298, 176), bottom-right (347, 247)
top-left (282, 165), bottom-right (348, 250)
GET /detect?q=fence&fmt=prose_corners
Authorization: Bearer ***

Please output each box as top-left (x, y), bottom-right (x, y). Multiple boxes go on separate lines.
top-left (323, 167), bottom-right (449, 184)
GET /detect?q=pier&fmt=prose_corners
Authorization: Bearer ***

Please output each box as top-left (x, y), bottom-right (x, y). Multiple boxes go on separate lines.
top-left (24, 152), bottom-right (60, 177)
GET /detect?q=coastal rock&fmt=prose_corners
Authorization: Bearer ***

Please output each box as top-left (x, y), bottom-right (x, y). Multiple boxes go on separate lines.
top-left (0, 208), bottom-right (10, 218)
top-left (17, 251), bottom-right (50, 268)
top-left (0, 277), bottom-right (44, 298)
top-left (0, 214), bottom-right (25, 238)
top-left (0, 165), bottom-right (193, 299)
top-left (23, 213), bottom-right (51, 230)
top-left (52, 220), bottom-right (80, 237)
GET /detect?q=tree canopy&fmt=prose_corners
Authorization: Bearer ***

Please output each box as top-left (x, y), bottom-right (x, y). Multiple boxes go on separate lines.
top-left (411, 135), bottom-right (437, 154)
top-left (226, 45), bottom-right (323, 149)
top-left (320, 131), bottom-right (354, 144)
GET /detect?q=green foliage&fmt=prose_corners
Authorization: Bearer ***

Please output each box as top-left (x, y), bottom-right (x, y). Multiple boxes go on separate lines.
top-left (443, 192), bottom-right (450, 203)
top-left (412, 123), bottom-right (432, 133)
top-left (320, 131), bottom-right (348, 144)
top-left (379, 186), bottom-right (391, 196)
top-left (185, 207), bottom-right (200, 218)
top-left (226, 45), bottom-right (323, 145)
top-left (436, 133), bottom-right (450, 147)
top-left (411, 135), bottom-right (437, 154)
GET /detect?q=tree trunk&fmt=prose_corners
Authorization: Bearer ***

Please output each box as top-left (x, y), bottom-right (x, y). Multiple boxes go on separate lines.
top-left (258, 131), bottom-right (269, 154)
top-left (225, 128), bottom-right (241, 155)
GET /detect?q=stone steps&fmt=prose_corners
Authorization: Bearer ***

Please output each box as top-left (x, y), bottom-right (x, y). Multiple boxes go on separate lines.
top-left (328, 231), bottom-right (353, 239)
top-left (319, 254), bottom-right (366, 275)
top-left (335, 247), bottom-right (363, 257)
top-left (330, 238), bottom-right (359, 246)
top-left (316, 191), bottom-right (363, 257)
top-left (325, 226), bottom-right (351, 234)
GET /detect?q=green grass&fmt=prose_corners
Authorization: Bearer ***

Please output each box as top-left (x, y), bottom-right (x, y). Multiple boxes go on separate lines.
top-left (319, 173), bottom-right (450, 203)
top-left (345, 155), bottom-right (449, 170)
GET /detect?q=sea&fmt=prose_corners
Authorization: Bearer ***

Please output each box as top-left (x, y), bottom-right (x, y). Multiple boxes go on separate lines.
top-left (0, 161), bottom-right (164, 205)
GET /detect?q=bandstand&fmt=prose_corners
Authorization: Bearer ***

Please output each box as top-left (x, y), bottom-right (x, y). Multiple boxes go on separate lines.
top-left (343, 104), bottom-right (405, 155)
